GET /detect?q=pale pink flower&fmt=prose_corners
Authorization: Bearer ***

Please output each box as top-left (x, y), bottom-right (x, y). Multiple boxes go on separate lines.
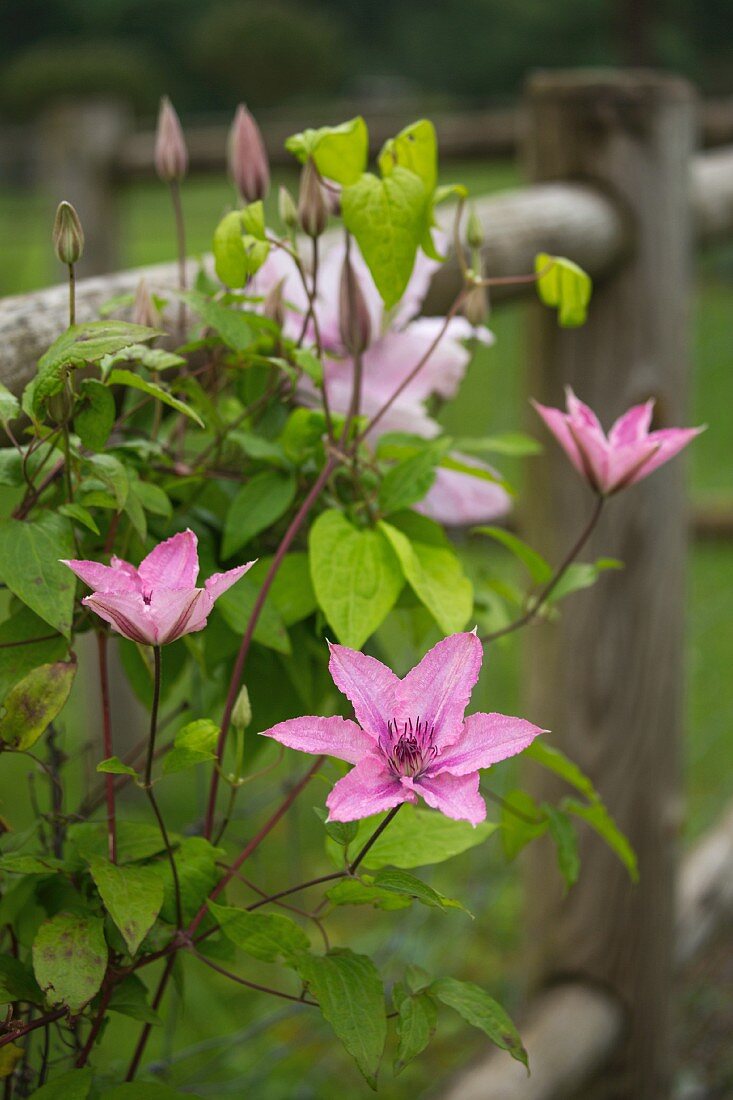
top-left (252, 242), bottom-right (510, 526)
top-left (534, 388), bottom-right (703, 496)
top-left (261, 632), bottom-right (543, 825)
top-left (62, 530), bottom-right (253, 646)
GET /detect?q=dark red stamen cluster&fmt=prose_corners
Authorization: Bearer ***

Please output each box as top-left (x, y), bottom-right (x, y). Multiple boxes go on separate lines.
top-left (384, 717), bottom-right (437, 778)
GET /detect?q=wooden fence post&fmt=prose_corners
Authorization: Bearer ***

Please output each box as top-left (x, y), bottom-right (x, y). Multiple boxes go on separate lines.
top-left (38, 99), bottom-right (131, 278)
top-left (522, 71), bottom-right (696, 1098)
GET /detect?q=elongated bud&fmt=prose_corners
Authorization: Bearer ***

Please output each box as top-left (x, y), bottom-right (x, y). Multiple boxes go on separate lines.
top-left (132, 278), bottom-right (159, 329)
top-left (297, 160), bottom-right (328, 238)
top-left (228, 104), bottom-right (270, 203)
top-left (278, 185), bottom-right (298, 231)
top-left (52, 201), bottom-right (84, 266)
top-left (466, 207), bottom-right (484, 250)
top-left (154, 96), bottom-right (188, 183)
top-left (339, 253), bottom-right (371, 355)
top-left (231, 685), bottom-right (252, 731)
top-left (463, 282), bottom-right (489, 326)
top-left (321, 180), bottom-right (341, 217)
top-left (263, 278), bottom-right (286, 330)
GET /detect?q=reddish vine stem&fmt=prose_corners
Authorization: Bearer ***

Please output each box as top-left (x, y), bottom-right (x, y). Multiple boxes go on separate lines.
top-left (75, 976), bottom-right (113, 1067)
top-left (125, 954), bottom-right (175, 1082)
top-left (203, 455), bottom-right (339, 840)
top-left (96, 632), bottom-right (117, 863)
top-left (0, 1009), bottom-right (66, 1050)
top-left (189, 948), bottom-right (318, 1006)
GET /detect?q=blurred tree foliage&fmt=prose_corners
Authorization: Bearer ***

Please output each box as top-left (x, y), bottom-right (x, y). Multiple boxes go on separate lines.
top-left (0, 0), bottom-right (730, 120)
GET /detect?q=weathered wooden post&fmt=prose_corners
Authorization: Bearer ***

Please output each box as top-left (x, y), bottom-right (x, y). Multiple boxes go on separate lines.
top-left (38, 99), bottom-right (131, 278)
top-left (523, 71), bottom-right (696, 1097)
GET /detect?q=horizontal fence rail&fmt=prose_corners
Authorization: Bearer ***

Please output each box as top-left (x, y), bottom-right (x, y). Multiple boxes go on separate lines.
top-left (2, 146), bottom-right (733, 398)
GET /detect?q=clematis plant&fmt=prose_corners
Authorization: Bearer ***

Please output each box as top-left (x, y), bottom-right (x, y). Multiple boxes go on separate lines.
top-left (263, 632), bottom-right (543, 825)
top-left (0, 103), bottom-right (697, 1098)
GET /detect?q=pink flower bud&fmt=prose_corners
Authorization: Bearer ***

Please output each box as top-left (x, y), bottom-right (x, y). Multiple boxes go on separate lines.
top-left (462, 282), bottom-right (489, 326)
top-left (339, 253), bottom-right (372, 355)
top-left (228, 104), bottom-right (270, 203)
top-left (52, 201), bottom-right (84, 266)
top-left (297, 160), bottom-right (328, 238)
top-left (154, 96), bottom-right (188, 183)
top-left (263, 277), bottom-right (286, 330)
top-left (321, 180), bottom-right (341, 217)
top-left (131, 279), bottom-right (159, 329)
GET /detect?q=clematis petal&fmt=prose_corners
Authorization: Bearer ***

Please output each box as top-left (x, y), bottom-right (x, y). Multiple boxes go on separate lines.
top-left (62, 557), bottom-right (141, 594)
top-left (396, 631), bottom-right (483, 749)
top-left (82, 591), bottom-right (155, 645)
top-left (326, 755), bottom-right (412, 822)
top-left (434, 712), bottom-right (544, 776)
top-left (260, 715), bottom-right (374, 764)
top-left (532, 400), bottom-right (586, 478)
top-left (205, 561), bottom-right (255, 601)
top-left (361, 322), bottom-right (470, 404)
top-left (138, 529), bottom-right (200, 590)
top-left (608, 400), bottom-right (655, 447)
top-left (148, 587), bottom-right (205, 644)
top-left (407, 771), bottom-right (486, 826)
top-left (622, 426), bottom-right (704, 487)
top-left (415, 457), bottom-right (511, 527)
top-left (328, 643), bottom-right (399, 740)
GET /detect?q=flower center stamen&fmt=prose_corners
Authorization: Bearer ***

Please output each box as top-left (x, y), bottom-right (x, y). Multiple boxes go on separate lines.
top-left (385, 716), bottom-right (437, 778)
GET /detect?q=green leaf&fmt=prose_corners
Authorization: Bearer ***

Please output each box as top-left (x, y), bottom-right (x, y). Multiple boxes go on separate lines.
top-left (327, 805), bottom-right (496, 870)
top-left (131, 479), bottom-right (172, 519)
top-left (563, 798), bottom-right (638, 883)
top-left (0, 955), bottom-right (44, 1005)
top-left (371, 868), bottom-right (470, 914)
top-left (163, 718), bottom-right (219, 774)
top-left (32, 1069), bottom-right (93, 1100)
top-left (0, 513), bottom-right (76, 636)
top-left (68, 821), bottom-right (169, 866)
top-left (222, 471), bottom-right (296, 558)
top-left (285, 117), bottom-right (368, 186)
top-left (544, 804), bottom-right (580, 888)
top-left (313, 806), bottom-right (358, 847)
top-left (279, 408), bottom-right (328, 463)
top-left (379, 521), bottom-right (473, 634)
top-left (74, 378), bottom-right (116, 451)
top-left (0, 383), bottom-right (20, 428)
top-left (108, 369), bottom-right (204, 427)
top-left (535, 253), bottom-right (592, 328)
top-left (212, 212), bottom-right (270, 288)
top-left (32, 911), bottom-right (107, 1013)
top-left (378, 448), bottom-right (439, 516)
top-left (217, 577), bottom-right (291, 654)
top-left (0, 659), bottom-right (76, 750)
top-left (157, 837), bottom-right (221, 925)
top-left (209, 900), bottom-right (310, 964)
top-left (0, 607), bottom-right (67, 704)
top-left (104, 345), bottom-right (186, 374)
top-left (100, 1084), bottom-right (203, 1100)
top-left (81, 453), bottom-right (129, 511)
top-left (454, 432), bottom-right (543, 457)
top-left (309, 510), bottom-right (404, 649)
top-left (342, 168), bottom-right (427, 308)
top-left (240, 200), bottom-right (267, 240)
top-left (474, 526), bottom-right (553, 585)
top-left (108, 974), bottom-right (162, 1025)
top-left (524, 740), bottom-right (596, 801)
top-left (546, 558), bottom-right (623, 604)
top-left (326, 878), bottom-right (412, 911)
top-left (249, 553), bottom-right (317, 626)
top-left (88, 857), bottom-right (164, 954)
top-left (97, 756), bottom-right (137, 777)
top-left (499, 789), bottom-right (548, 861)
top-left (378, 119), bottom-right (437, 194)
top-left (296, 949), bottom-right (387, 1089)
top-left (395, 990), bottom-right (437, 1074)
top-left (0, 853), bottom-right (64, 874)
top-left (58, 503), bottom-right (100, 535)
top-left (430, 977), bottom-right (527, 1069)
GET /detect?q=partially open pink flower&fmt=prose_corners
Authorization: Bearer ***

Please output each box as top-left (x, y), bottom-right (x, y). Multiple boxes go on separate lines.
top-left (534, 388), bottom-right (703, 496)
top-left (62, 530), bottom-right (253, 646)
top-left (261, 632), bottom-right (543, 825)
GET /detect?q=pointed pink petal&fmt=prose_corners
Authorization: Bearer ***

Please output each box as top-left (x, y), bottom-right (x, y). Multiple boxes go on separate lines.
top-left (62, 558), bottom-right (141, 594)
top-left (260, 715), bottom-right (374, 765)
top-left (533, 401), bottom-right (587, 479)
top-left (622, 426), bottom-right (704, 487)
top-left (434, 712), bottom-right (544, 776)
top-left (147, 587), bottom-right (205, 644)
top-left (407, 771), bottom-right (486, 825)
top-left (608, 400), bottom-right (655, 447)
top-left (415, 458), bottom-right (511, 527)
top-left (604, 440), bottom-right (661, 493)
top-left (328, 644), bottom-right (399, 741)
top-left (326, 755), bottom-right (412, 822)
top-left (396, 632), bottom-right (483, 749)
top-left (138, 529), bottom-right (199, 590)
top-left (565, 388), bottom-right (605, 435)
top-left (205, 561), bottom-right (255, 601)
top-left (83, 591), bottom-right (155, 645)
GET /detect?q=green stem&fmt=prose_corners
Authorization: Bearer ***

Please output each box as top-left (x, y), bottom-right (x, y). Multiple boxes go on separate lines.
top-left (145, 647), bottom-right (182, 927)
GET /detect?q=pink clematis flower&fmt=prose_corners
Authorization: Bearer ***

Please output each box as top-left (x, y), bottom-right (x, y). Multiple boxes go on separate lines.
top-left (62, 529), bottom-right (254, 646)
top-left (251, 242), bottom-right (511, 527)
top-left (533, 388), bottom-right (703, 496)
top-left (261, 632), bottom-right (543, 825)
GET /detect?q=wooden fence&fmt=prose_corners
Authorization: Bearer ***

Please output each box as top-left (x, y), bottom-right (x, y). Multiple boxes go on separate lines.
top-left (2, 69), bottom-right (733, 1098)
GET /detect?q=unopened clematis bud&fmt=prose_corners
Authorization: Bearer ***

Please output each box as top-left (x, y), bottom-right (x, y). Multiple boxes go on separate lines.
top-left (278, 185), bottom-right (298, 231)
top-left (297, 160), bottom-right (328, 238)
top-left (52, 201), bottom-right (84, 266)
top-left (321, 180), bottom-right (341, 217)
top-left (228, 104), bottom-right (270, 203)
top-left (466, 207), bottom-right (484, 250)
top-left (339, 253), bottom-right (371, 354)
top-left (263, 278), bottom-right (286, 330)
top-left (232, 685), bottom-right (252, 732)
top-left (154, 96), bottom-right (188, 183)
top-left (463, 282), bottom-right (489, 326)
top-left (132, 278), bottom-right (159, 329)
